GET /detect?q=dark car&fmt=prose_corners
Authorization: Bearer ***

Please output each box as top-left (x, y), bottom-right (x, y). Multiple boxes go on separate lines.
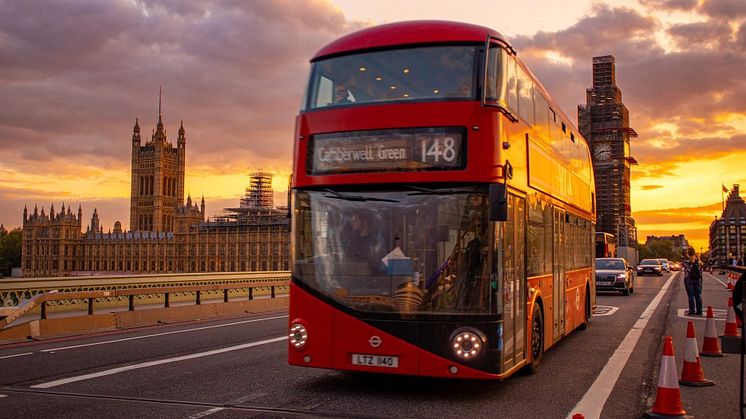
top-left (596, 258), bottom-right (634, 295)
top-left (637, 259), bottom-right (663, 276)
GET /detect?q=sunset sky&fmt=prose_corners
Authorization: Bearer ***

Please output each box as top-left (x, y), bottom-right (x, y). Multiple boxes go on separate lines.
top-left (1, 0), bottom-right (744, 251)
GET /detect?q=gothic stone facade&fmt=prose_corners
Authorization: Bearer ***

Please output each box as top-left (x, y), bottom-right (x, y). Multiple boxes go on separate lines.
top-left (21, 115), bottom-right (289, 277)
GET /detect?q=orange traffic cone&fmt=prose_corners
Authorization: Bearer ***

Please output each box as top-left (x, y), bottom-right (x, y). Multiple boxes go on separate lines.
top-left (679, 321), bottom-right (715, 386)
top-left (723, 297), bottom-right (740, 337)
top-left (701, 306), bottom-right (725, 357)
top-left (645, 336), bottom-right (690, 418)
top-left (728, 273), bottom-right (735, 290)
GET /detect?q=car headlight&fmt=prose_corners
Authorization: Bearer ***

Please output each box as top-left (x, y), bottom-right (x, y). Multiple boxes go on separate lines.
top-left (617, 274), bottom-right (626, 279)
top-left (289, 323), bottom-right (308, 349)
top-left (451, 328), bottom-right (486, 360)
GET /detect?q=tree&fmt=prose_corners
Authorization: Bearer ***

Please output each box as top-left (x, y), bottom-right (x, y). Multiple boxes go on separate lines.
top-left (638, 240), bottom-right (677, 262)
top-left (0, 228), bottom-right (22, 276)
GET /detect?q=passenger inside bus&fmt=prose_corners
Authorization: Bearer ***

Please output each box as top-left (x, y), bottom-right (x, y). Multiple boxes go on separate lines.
top-left (334, 83), bottom-right (354, 104)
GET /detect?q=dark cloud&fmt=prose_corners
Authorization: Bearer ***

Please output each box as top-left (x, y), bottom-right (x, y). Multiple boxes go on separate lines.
top-left (0, 0), bottom-right (356, 169)
top-left (668, 21), bottom-right (734, 50)
top-left (637, 0), bottom-right (698, 12)
top-left (700, 0), bottom-right (746, 20)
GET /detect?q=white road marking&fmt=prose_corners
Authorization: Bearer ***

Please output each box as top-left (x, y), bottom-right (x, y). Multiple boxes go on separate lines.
top-left (592, 306), bottom-right (619, 317)
top-left (677, 308), bottom-right (726, 321)
top-left (0, 352), bottom-right (33, 360)
top-left (31, 336), bottom-right (287, 389)
top-left (568, 272), bottom-right (679, 419)
top-left (41, 315), bottom-right (288, 352)
top-left (0, 394), bottom-right (7, 398)
top-left (187, 407), bottom-right (225, 418)
top-left (705, 271), bottom-right (727, 287)
top-left (187, 393), bottom-right (265, 418)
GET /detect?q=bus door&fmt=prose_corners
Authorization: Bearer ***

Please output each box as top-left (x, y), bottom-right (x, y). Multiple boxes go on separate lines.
top-left (553, 208), bottom-right (565, 341)
top-left (501, 194), bottom-right (526, 370)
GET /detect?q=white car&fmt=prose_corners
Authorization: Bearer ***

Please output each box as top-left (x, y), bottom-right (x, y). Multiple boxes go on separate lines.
top-left (657, 259), bottom-right (671, 272)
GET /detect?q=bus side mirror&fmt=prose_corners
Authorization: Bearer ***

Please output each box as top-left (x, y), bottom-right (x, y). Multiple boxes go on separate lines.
top-left (489, 183), bottom-right (508, 221)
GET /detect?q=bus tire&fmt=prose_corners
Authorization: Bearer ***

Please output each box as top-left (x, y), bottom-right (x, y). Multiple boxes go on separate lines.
top-left (578, 286), bottom-right (591, 330)
top-left (525, 304), bottom-right (544, 374)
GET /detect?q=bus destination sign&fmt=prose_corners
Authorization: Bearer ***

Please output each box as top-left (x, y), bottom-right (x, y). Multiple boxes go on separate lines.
top-left (308, 127), bottom-right (465, 175)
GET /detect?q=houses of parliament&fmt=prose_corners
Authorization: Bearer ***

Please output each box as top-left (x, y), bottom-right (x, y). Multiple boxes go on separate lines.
top-left (21, 106), bottom-right (289, 277)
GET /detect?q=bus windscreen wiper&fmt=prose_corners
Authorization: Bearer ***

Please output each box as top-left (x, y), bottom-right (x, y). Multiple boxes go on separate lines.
top-left (323, 189), bottom-right (399, 202)
top-left (406, 186), bottom-right (476, 196)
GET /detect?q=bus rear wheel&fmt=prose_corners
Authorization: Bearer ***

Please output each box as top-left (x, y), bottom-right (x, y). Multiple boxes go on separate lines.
top-left (525, 304), bottom-right (543, 374)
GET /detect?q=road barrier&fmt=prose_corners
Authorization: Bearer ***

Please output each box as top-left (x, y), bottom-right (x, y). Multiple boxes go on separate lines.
top-left (0, 272), bottom-right (290, 342)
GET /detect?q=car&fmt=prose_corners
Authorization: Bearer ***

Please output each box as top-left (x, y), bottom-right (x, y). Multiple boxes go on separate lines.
top-left (637, 259), bottom-right (663, 276)
top-left (657, 259), bottom-right (671, 272)
top-left (596, 257), bottom-right (634, 295)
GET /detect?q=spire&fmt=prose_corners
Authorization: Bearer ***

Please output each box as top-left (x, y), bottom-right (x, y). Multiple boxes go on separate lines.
top-left (178, 120), bottom-right (185, 144)
top-left (23, 205), bottom-right (28, 221)
top-left (154, 87), bottom-right (165, 142)
top-left (201, 195), bottom-right (205, 214)
top-left (132, 118), bottom-right (141, 145)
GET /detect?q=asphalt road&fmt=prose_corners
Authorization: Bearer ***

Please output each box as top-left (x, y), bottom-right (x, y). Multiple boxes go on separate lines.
top-left (0, 271), bottom-right (739, 418)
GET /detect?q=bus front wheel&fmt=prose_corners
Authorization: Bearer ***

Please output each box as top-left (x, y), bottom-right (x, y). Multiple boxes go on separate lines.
top-left (526, 304), bottom-right (544, 374)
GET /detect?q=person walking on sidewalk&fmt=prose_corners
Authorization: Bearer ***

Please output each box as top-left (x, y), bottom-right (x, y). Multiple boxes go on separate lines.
top-left (683, 248), bottom-right (703, 316)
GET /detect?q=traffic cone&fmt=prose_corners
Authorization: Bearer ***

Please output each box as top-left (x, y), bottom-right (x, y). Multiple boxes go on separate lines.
top-left (728, 273), bottom-right (735, 290)
top-left (701, 306), bottom-right (724, 356)
top-left (645, 336), bottom-right (690, 418)
top-left (723, 297), bottom-right (740, 337)
top-left (679, 321), bottom-right (715, 386)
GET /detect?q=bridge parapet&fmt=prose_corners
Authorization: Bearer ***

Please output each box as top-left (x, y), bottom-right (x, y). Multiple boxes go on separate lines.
top-left (0, 271), bottom-right (291, 309)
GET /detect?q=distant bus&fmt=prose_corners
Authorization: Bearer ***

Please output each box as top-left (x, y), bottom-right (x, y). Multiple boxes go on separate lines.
top-left (595, 232), bottom-right (616, 258)
top-left (288, 20), bottom-right (596, 379)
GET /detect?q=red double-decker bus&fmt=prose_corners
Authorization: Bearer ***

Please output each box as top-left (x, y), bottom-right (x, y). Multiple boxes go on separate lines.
top-left (288, 21), bottom-right (595, 379)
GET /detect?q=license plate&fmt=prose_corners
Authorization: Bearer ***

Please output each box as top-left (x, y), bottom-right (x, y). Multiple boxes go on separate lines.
top-left (351, 354), bottom-right (399, 368)
top-left (598, 281), bottom-right (613, 285)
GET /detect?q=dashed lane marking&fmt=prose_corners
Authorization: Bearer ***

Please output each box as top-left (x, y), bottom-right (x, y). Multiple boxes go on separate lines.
top-left (41, 315), bottom-right (288, 353)
top-left (31, 336), bottom-right (287, 389)
top-left (0, 352), bottom-right (33, 360)
top-left (593, 306), bottom-right (619, 317)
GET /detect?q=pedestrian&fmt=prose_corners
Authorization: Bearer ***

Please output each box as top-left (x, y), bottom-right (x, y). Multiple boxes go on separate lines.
top-left (683, 248), bottom-right (703, 316)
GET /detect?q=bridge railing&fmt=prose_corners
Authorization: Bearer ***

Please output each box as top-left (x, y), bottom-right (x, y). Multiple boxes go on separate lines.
top-left (0, 271), bottom-right (291, 330)
top-left (0, 278), bottom-right (289, 330)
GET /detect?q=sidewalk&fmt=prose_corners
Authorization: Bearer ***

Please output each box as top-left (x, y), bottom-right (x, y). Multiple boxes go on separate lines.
top-left (661, 270), bottom-right (743, 417)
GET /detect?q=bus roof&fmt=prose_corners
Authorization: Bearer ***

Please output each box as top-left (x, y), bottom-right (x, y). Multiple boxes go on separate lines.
top-left (312, 20), bottom-right (506, 61)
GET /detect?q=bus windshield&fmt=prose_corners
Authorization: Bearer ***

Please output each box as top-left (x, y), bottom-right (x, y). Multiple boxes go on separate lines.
top-left (306, 45), bottom-right (477, 110)
top-left (292, 186), bottom-right (494, 316)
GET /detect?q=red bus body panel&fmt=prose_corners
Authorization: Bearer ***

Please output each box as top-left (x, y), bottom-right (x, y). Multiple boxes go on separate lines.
top-left (288, 283), bottom-right (500, 379)
top-left (313, 21), bottom-right (504, 60)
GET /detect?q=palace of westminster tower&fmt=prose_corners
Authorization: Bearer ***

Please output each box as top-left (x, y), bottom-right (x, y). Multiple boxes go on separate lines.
top-left (130, 93), bottom-right (186, 232)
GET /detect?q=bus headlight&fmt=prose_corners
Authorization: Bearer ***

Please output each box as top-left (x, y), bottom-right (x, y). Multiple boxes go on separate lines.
top-left (289, 323), bottom-right (308, 349)
top-left (451, 328), bottom-right (485, 360)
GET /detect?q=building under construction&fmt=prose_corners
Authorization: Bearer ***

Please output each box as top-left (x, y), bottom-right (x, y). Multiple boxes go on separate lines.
top-left (240, 170), bottom-right (274, 209)
top-left (578, 55), bottom-right (638, 256)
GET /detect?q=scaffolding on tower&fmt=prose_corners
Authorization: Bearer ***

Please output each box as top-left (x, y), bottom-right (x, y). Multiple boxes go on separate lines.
top-left (240, 170), bottom-right (274, 209)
